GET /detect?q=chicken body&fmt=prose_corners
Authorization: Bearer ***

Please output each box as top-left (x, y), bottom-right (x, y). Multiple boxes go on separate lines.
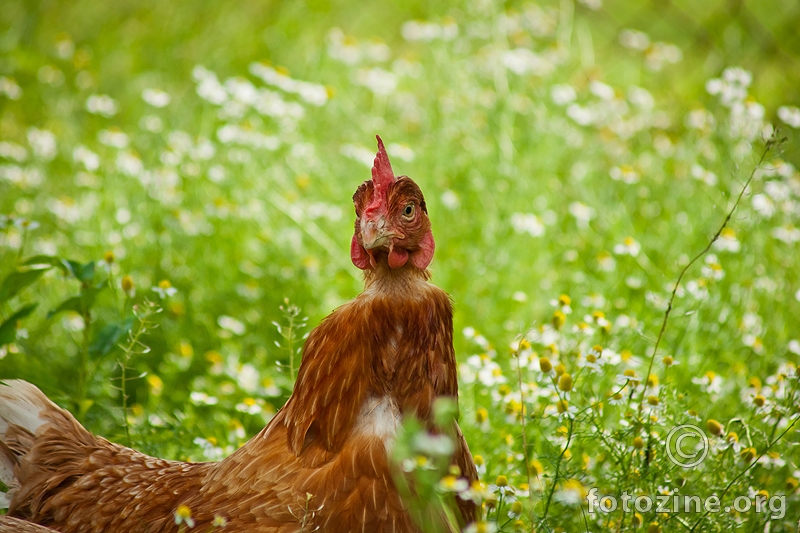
top-left (0, 137), bottom-right (477, 533)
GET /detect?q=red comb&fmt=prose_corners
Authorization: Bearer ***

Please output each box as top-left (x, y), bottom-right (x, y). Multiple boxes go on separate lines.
top-left (371, 135), bottom-right (395, 189)
top-left (364, 135), bottom-right (395, 218)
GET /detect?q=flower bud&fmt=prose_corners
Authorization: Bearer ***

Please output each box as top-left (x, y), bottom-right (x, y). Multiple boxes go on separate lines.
top-left (121, 275), bottom-right (135, 294)
top-left (706, 419), bottom-right (723, 436)
top-left (552, 310), bottom-right (566, 330)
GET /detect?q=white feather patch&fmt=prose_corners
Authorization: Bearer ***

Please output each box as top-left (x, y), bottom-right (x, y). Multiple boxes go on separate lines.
top-left (354, 396), bottom-right (401, 451)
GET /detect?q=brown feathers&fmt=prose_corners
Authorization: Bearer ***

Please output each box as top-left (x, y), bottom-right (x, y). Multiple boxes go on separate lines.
top-left (0, 516), bottom-right (59, 532)
top-left (0, 137), bottom-right (477, 532)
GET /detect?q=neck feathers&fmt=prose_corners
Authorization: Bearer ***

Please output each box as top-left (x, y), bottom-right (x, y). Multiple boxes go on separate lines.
top-left (363, 260), bottom-right (431, 291)
top-left (281, 275), bottom-right (456, 454)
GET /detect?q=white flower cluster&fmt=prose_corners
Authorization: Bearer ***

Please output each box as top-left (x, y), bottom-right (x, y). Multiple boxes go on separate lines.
top-left (706, 67), bottom-right (767, 142)
top-left (249, 63), bottom-right (329, 106)
top-left (619, 29), bottom-right (682, 71)
top-left (495, 4), bottom-right (558, 38)
top-left (564, 81), bottom-right (660, 140)
top-left (355, 67), bottom-right (398, 96)
top-left (339, 143), bottom-right (375, 167)
top-left (98, 129), bottom-right (129, 149)
top-left (216, 124), bottom-right (279, 151)
top-left (85, 94), bottom-right (118, 117)
top-left (706, 67), bottom-right (751, 106)
top-left (27, 128), bottom-right (57, 160)
top-left (777, 105), bottom-right (800, 129)
top-left (73, 145), bottom-right (100, 171)
top-left (0, 76), bottom-right (22, 100)
top-left (501, 48), bottom-right (554, 77)
top-left (0, 165), bottom-right (43, 188)
top-left (401, 19), bottom-right (458, 42)
top-left (142, 88), bottom-right (171, 108)
top-left (510, 212), bottom-right (545, 237)
top-left (0, 141), bottom-right (28, 162)
top-left (326, 28), bottom-right (391, 65)
top-left (193, 64), bottom-right (323, 125)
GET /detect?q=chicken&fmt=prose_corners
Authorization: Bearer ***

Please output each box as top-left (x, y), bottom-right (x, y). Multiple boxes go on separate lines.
top-left (0, 136), bottom-right (478, 533)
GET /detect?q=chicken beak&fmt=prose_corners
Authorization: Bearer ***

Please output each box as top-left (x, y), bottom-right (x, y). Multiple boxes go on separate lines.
top-left (361, 217), bottom-right (393, 250)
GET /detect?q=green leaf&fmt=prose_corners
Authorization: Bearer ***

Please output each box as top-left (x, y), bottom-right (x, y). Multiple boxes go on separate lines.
top-left (79, 261), bottom-right (96, 283)
top-left (64, 260), bottom-right (96, 283)
top-left (0, 268), bottom-right (49, 303)
top-left (22, 255), bottom-right (70, 275)
top-left (0, 303), bottom-right (37, 346)
top-left (47, 284), bottom-right (106, 319)
top-left (89, 316), bottom-right (134, 359)
top-left (47, 295), bottom-right (83, 318)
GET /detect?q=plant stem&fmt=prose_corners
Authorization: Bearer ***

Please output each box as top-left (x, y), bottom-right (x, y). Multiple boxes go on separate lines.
top-left (116, 301), bottom-right (160, 446)
top-left (638, 133), bottom-right (780, 414)
top-left (119, 358), bottom-right (130, 446)
top-left (288, 315), bottom-right (295, 378)
top-left (514, 337), bottom-right (535, 516)
top-left (78, 302), bottom-right (91, 412)
top-left (542, 409), bottom-right (574, 520)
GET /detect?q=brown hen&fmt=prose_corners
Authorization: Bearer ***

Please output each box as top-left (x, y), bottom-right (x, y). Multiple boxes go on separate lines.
top-left (0, 136), bottom-right (477, 533)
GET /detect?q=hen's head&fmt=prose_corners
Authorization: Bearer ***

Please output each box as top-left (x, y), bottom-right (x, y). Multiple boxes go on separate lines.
top-left (351, 136), bottom-right (435, 271)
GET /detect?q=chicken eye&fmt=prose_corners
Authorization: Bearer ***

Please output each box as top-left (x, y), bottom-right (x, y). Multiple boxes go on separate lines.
top-left (403, 204), bottom-right (415, 218)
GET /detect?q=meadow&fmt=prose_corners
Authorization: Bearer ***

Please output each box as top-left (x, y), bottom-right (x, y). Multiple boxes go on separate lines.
top-left (2, 0), bottom-right (800, 530)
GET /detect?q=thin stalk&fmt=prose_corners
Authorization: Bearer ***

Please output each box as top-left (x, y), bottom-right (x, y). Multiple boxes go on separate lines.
top-left (77, 299), bottom-right (91, 411)
top-left (638, 133), bottom-right (781, 414)
top-left (514, 338), bottom-right (535, 516)
top-left (117, 301), bottom-right (160, 446)
top-left (541, 405), bottom-right (575, 520)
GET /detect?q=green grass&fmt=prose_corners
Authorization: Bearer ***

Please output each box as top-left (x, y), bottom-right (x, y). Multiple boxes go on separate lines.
top-left (2, 0), bottom-right (800, 531)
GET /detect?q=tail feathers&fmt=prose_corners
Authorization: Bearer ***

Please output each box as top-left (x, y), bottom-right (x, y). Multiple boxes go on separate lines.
top-left (0, 381), bottom-right (72, 493)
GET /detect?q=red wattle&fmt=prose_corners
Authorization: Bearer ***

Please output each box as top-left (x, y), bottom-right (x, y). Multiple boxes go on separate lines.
top-left (410, 229), bottom-right (435, 269)
top-left (350, 234), bottom-right (371, 270)
top-left (388, 246), bottom-right (409, 269)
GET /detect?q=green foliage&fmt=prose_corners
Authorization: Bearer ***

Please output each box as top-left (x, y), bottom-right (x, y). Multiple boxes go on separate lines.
top-left (0, 303), bottom-right (36, 346)
top-left (0, 268), bottom-right (48, 302)
top-left (391, 398), bottom-right (462, 533)
top-left (1, 0), bottom-right (800, 531)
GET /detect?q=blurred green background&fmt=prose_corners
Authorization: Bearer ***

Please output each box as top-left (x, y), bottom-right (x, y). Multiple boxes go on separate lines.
top-left (2, 0), bottom-right (799, 473)
top-left (2, 0), bottom-right (800, 530)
